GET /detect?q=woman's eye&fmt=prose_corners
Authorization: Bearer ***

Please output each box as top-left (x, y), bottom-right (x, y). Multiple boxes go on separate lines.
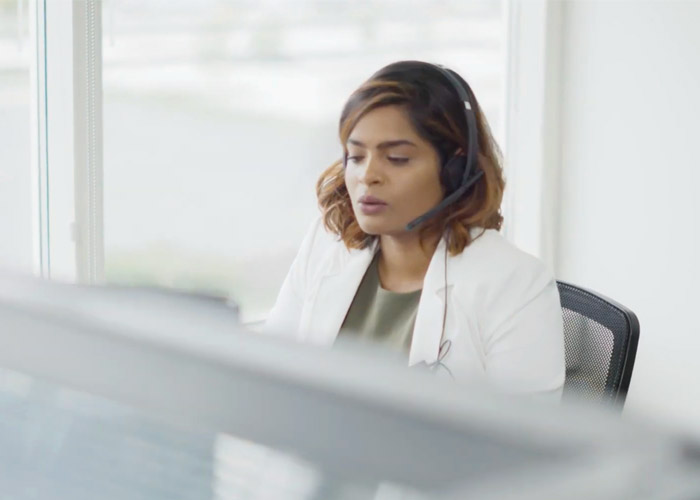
top-left (388, 157), bottom-right (409, 164)
top-left (346, 155), bottom-right (364, 164)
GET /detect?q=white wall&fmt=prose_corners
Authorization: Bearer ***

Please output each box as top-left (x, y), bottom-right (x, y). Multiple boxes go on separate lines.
top-left (556, 0), bottom-right (700, 431)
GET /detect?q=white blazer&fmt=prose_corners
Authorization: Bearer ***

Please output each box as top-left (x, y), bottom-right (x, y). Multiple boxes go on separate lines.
top-left (265, 217), bottom-right (565, 396)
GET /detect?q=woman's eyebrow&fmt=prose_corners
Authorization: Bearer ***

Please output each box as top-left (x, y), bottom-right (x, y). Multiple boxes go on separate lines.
top-left (347, 139), bottom-right (418, 149)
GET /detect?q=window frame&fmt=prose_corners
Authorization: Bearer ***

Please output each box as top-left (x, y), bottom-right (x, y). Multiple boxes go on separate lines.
top-left (501, 0), bottom-right (564, 269)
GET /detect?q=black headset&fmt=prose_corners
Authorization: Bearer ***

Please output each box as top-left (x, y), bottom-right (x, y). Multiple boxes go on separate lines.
top-left (404, 64), bottom-right (483, 231)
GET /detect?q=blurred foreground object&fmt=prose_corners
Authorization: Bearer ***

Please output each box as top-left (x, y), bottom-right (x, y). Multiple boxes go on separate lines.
top-left (0, 274), bottom-right (695, 499)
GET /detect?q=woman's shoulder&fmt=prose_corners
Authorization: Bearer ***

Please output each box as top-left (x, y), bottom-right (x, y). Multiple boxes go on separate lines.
top-left (299, 215), bottom-right (348, 257)
top-left (294, 216), bottom-right (360, 278)
top-left (450, 228), bottom-right (560, 332)
top-left (452, 227), bottom-right (555, 289)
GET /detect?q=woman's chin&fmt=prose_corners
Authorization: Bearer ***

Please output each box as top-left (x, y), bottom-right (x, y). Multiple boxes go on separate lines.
top-left (357, 217), bottom-right (409, 237)
top-left (356, 217), bottom-right (387, 236)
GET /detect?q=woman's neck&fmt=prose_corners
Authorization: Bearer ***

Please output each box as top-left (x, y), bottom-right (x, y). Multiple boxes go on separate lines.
top-left (377, 232), bottom-right (441, 293)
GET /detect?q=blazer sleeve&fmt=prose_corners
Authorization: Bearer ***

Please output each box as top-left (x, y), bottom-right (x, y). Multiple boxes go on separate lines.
top-left (263, 217), bottom-right (324, 339)
top-left (481, 258), bottom-right (566, 398)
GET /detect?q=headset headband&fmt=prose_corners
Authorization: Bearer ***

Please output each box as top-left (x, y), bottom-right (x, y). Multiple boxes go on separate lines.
top-left (405, 64), bottom-right (483, 231)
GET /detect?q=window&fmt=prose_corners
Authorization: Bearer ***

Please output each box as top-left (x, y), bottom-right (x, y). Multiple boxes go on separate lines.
top-left (0, 0), bottom-right (33, 274)
top-left (99, 0), bottom-right (505, 322)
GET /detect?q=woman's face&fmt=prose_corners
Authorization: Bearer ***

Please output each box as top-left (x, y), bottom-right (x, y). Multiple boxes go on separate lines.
top-left (344, 105), bottom-right (444, 236)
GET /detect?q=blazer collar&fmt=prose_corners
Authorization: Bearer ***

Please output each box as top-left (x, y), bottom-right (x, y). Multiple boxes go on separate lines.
top-left (304, 228), bottom-right (484, 364)
top-left (408, 226), bottom-right (486, 365)
top-left (303, 241), bottom-right (378, 345)
top-left (407, 236), bottom-right (449, 366)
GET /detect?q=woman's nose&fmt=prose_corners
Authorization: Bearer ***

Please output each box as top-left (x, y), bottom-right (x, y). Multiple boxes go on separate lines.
top-left (359, 156), bottom-right (383, 185)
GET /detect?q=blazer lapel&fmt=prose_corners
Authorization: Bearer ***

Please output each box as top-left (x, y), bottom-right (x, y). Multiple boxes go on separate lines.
top-left (408, 238), bottom-right (451, 366)
top-left (408, 227), bottom-right (485, 366)
top-left (304, 243), bottom-right (377, 346)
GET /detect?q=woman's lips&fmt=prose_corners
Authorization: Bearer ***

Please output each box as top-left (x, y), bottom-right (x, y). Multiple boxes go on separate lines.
top-left (357, 195), bottom-right (388, 215)
top-left (359, 202), bottom-right (388, 215)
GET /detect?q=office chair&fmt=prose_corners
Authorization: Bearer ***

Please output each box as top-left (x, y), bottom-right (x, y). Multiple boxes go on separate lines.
top-left (557, 281), bottom-right (640, 408)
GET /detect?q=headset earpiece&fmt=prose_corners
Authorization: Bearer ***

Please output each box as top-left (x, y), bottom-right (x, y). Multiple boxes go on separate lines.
top-left (440, 154), bottom-right (468, 194)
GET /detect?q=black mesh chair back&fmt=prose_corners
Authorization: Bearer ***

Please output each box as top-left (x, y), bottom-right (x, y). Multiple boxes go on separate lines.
top-left (557, 281), bottom-right (640, 408)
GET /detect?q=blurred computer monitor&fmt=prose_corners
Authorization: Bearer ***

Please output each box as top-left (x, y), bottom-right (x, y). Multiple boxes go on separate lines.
top-left (0, 274), bottom-right (698, 499)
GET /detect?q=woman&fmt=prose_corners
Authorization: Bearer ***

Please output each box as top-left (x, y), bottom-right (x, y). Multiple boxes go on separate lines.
top-left (265, 61), bottom-right (565, 398)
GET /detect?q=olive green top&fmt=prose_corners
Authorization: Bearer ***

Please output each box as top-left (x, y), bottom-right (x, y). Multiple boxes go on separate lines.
top-left (338, 253), bottom-right (422, 355)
